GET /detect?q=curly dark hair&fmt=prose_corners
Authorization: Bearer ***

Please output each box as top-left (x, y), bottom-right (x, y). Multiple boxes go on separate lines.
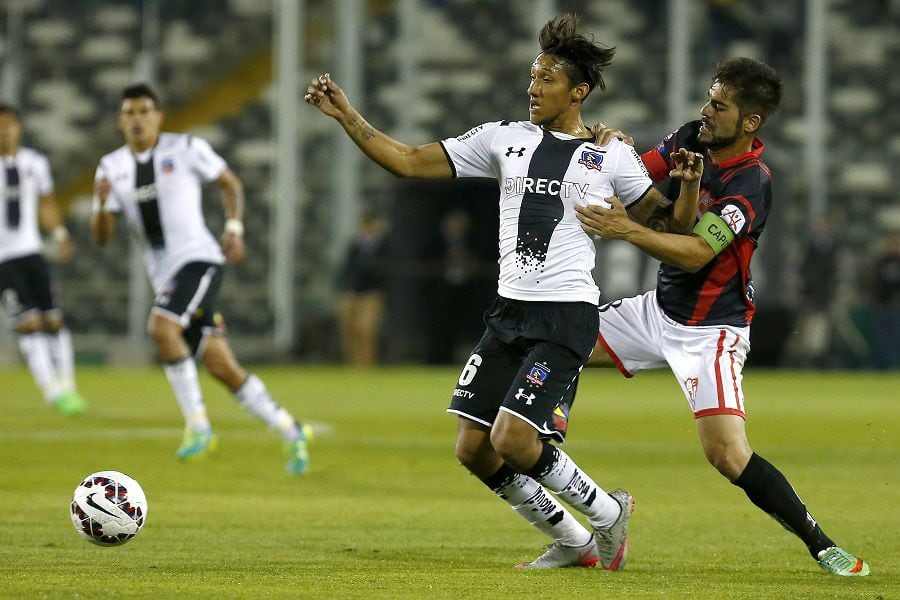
top-left (712, 57), bottom-right (782, 124)
top-left (539, 14), bottom-right (615, 95)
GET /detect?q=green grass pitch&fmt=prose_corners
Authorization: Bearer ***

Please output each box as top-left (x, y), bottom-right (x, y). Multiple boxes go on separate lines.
top-left (0, 365), bottom-right (896, 599)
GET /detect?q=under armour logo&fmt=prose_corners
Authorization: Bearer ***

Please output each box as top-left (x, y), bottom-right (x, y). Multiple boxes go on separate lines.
top-left (515, 388), bottom-right (536, 405)
top-left (505, 146), bottom-right (526, 157)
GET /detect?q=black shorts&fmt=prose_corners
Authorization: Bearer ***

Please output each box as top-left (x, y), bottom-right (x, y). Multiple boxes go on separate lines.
top-left (152, 262), bottom-right (226, 356)
top-left (0, 253), bottom-right (59, 321)
top-left (447, 296), bottom-right (599, 442)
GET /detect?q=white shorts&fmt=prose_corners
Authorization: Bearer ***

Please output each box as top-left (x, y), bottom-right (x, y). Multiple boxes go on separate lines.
top-left (596, 290), bottom-right (750, 419)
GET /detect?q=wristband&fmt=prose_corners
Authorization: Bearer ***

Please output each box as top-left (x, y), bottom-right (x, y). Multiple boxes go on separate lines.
top-left (692, 211), bottom-right (734, 255)
top-left (224, 218), bottom-right (244, 236)
top-left (53, 227), bottom-right (70, 242)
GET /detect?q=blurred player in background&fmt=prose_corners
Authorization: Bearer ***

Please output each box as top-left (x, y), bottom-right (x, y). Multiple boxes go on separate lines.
top-left (336, 213), bottom-right (389, 366)
top-left (307, 14), bottom-right (701, 569)
top-left (0, 103), bottom-right (86, 415)
top-left (869, 230), bottom-right (900, 369)
top-left (90, 84), bottom-right (312, 474)
top-left (577, 58), bottom-right (869, 576)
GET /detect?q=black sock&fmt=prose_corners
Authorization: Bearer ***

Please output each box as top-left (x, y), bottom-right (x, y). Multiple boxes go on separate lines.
top-left (733, 453), bottom-right (834, 558)
top-left (523, 441), bottom-right (558, 480)
top-left (480, 463), bottom-right (518, 492)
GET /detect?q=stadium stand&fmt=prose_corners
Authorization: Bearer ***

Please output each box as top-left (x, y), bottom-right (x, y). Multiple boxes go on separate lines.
top-left (0, 0), bottom-right (894, 364)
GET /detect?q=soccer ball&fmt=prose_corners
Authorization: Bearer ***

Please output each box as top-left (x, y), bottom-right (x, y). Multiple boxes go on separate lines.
top-left (70, 471), bottom-right (148, 546)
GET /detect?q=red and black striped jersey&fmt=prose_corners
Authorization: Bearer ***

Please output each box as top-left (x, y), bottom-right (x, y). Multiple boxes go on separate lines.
top-left (641, 120), bottom-right (772, 327)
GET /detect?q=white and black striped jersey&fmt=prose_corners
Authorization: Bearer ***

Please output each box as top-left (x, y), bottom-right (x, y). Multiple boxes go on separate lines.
top-left (0, 147), bottom-right (54, 263)
top-left (441, 120), bottom-right (652, 304)
top-left (94, 132), bottom-right (227, 293)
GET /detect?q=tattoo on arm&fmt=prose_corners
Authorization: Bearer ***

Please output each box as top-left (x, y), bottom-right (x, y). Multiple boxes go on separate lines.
top-left (347, 115), bottom-right (375, 141)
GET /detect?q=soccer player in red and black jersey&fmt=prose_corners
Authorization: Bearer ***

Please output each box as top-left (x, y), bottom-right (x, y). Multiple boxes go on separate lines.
top-left (576, 57), bottom-right (870, 576)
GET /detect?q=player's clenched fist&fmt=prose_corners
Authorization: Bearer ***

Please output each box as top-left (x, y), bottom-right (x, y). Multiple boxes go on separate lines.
top-left (304, 73), bottom-right (349, 119)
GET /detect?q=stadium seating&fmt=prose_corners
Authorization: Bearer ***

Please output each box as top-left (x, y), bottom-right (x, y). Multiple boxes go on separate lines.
top-left (0, 0), bottom-right (892, 363)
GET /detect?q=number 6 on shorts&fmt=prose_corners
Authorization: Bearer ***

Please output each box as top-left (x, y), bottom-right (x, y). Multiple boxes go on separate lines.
top-left (458, 354), bottom-right (482, 386)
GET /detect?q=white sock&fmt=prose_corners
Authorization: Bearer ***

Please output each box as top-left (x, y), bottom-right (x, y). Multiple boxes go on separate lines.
top-left (532, 446), bottom-right (621, 528)
top-left (19, 332), bottom-right (64, 402)
top-left (46, 328), bottom-right (76, 393)
top-left (163, 356), bottom-right (210, 431)
top-left (487, 466), bottom-right (592, 547)
top-left (235, 374), bottom-right (300, 441)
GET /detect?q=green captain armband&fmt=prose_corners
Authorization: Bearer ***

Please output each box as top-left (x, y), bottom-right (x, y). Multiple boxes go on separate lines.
top-left (692, 211), bottom-right (735, 255)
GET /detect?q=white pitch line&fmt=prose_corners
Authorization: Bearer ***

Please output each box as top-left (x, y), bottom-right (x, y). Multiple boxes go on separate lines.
top-left (0, 421), bottom-right (334, 442)
top-left (0, 428), bottom-right (178, 441)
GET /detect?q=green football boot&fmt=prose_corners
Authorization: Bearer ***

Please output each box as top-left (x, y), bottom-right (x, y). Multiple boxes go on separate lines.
top-left (284, 421), bottom-right (313, 475)
top-left (817, 546), bottom-right (870, 576)
top-left (176, 428), bottom-right (218, 461)
top-left (52, 390), bottom-right (87, 416)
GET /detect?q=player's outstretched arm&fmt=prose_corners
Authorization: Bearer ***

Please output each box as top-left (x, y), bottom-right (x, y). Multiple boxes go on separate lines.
top-left (305, 73), bottom-right (452, 179)
top-left (90, 177), bottom-right (116, 246)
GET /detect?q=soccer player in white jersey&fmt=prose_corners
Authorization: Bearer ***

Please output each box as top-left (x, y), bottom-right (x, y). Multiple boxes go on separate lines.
top-left (0, 103), bottom-right (86, 415)
top-left (90, 84), bottom-right (312, 474)
top-left (306, 14), bottom-right (702, 569)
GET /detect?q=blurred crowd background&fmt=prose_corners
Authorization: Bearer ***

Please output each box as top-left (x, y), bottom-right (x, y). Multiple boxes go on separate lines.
top-left (0, 0), bottom-right (897, 369)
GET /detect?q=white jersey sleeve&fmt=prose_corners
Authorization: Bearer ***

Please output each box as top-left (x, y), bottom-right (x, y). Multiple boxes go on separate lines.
top-left (610, 140), bottom-right (652, 207)
top-left (34, 153), bottom-right (54, 196)
top-left (187, 136), bottom-right (227, 182)
top-left (440, 122), bottom-right (502, 179)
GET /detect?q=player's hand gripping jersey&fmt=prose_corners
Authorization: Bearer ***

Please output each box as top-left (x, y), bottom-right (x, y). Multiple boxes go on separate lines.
top-left (94, 133), bottom-right (227, 293)
top-left (641, 120), bottom-right (772, 327)
top-left (442, 121), bottom-right (652, 305)
top-left (0, 148), bottom-right (53, 263)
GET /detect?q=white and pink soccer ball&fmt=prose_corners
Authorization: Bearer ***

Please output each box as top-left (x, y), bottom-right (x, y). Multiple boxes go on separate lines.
top-left (70, 471), bottom-right (148, 546)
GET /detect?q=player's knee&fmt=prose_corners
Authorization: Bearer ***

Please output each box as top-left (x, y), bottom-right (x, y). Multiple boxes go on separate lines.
top-left (454, 441), bottom-right (480, 472)
top-left (703, 444), bottom-right (749, 480)
top-left (17, 315), bottom-right (42, 335)
top-left (147, 319), bottom-right (168, 343)
top-left (489, 429), bottom-right (533, 471)
top-left (705, 451), bottom-right (731, 477)
top-left (454, 438), bottom-right (504, 479)
top-left (147, 317), bottom-right (183, 355)
top-left (43, 317), bottom-right (63, 333)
